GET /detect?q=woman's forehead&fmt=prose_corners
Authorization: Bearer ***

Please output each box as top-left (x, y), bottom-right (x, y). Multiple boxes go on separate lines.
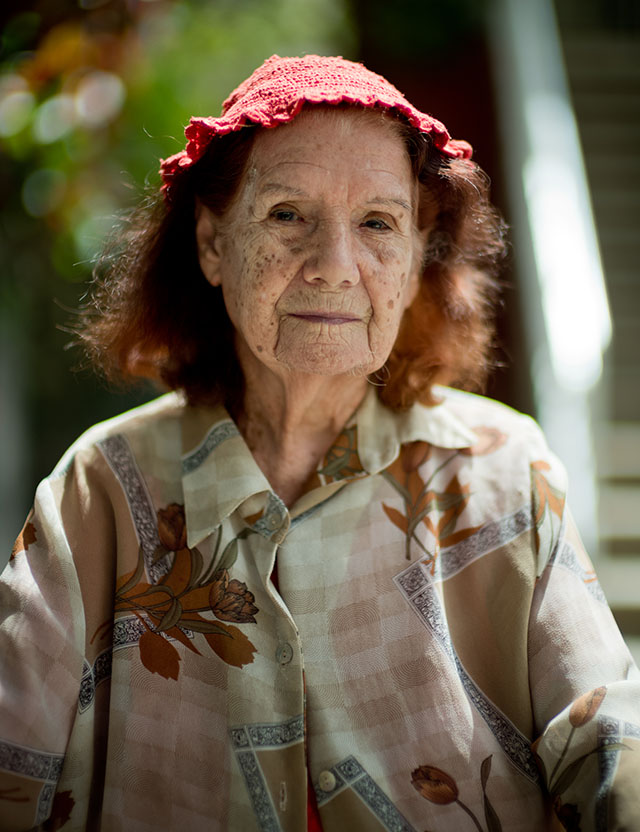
top-left (246, 108), bottom-right (414, 189)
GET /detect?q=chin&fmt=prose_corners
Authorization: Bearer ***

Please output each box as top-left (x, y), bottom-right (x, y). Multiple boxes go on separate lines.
top-left (275, 343), bottom-right (377, 377)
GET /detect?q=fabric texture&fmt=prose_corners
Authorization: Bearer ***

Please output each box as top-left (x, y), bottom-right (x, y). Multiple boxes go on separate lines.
top-left (159, 54), bottom-right (473, 200)
top-left (1, 387), bottom-right (639, 831)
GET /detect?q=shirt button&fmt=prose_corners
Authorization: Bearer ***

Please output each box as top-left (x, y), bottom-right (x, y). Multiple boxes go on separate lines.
top-left (265, 512), bottom-right (281, 530)
top-left (318, 770), bottom-right (336, 792)
top-left (276, 642), bottom-right (293, 665)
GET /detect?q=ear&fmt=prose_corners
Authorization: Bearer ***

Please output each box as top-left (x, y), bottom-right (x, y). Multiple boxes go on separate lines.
top-left (195, 201), bottom-right (224, 287)
top-left (403, 269), bottom-right (420, 310)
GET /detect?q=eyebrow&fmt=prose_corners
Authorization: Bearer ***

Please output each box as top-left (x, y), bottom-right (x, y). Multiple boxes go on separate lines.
top-left (259, 183), bottom-right (411, 213)
top-left (258, 182), bottom-right (309, 197)
top-left (367, 197), bottom-right (412, 212)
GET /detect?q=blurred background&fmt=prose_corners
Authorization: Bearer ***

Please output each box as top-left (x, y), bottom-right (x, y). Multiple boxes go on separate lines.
top-left (0, 0), bottom-right (638, 658)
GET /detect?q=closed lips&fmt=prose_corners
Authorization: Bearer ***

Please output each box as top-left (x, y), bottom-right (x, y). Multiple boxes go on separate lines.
top-left (290, 312), bottom-right (360, 324)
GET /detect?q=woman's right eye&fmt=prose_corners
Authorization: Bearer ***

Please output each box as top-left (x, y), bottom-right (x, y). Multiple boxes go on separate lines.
top-left (270, 209), bottom-right (300, 223)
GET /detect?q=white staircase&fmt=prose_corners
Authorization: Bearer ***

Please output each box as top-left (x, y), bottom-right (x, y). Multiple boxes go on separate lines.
top-left (558, 20), bottom-right (640, 663)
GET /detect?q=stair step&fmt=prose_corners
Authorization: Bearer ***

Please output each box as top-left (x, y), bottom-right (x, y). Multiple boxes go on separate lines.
top-left (584, 158), bottom-right (640, 190)
top-left (598, 471), bottom-right (640, 538)
top-left (577, 123), bottom-right (640, 154)
top-left (563, 36), bottom-right (640, 84)
top-left (556, 12), bottom-right (640, 667)
top-left (595, 422), bottom-right (640, 478)
top-left (607, 373), bottom-right (640, 422)
top-left (595, 559), bottom-right (640, 606)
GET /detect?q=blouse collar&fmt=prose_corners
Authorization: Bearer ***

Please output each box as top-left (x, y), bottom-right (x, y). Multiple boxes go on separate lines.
top-left (180, 386), bottom-right (476, 549)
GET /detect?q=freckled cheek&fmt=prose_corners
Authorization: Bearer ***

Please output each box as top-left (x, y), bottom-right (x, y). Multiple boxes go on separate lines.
top-left (226, 237), bottom-right (301, 333)
top-left (247, 273), bottom-right (288, 338)
top-left (369, 274), bottom-right (400, 319)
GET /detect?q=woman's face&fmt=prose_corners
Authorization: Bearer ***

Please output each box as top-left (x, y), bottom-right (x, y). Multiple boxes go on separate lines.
top-left (196, 108), bottom-right (425, 380)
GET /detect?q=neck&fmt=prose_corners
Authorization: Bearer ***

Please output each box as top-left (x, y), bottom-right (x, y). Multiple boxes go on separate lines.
top-left (233, 343), bottom-right (368, 505)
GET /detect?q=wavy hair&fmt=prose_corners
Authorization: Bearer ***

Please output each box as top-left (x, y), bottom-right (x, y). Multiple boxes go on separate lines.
top-left (77, 106), bottom-right (506, 411)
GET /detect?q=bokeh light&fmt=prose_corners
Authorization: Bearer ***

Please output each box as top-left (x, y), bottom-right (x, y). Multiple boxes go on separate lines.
top-left (75, 71), bottom-right (125, 128)
top-left (0, 87), bottom-right (35, 137)
top-left (21, 167), bottom-right (67, 217)
top-left (32, 93), bottom-right (76, 143)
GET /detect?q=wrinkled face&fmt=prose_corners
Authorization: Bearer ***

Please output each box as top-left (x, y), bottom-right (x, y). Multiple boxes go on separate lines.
top-left (196, 108), bottom-right (425, 379)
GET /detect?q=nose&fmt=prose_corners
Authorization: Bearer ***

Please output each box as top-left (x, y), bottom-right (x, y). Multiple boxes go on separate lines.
top-left (302, 221), bottom-right (360, 287)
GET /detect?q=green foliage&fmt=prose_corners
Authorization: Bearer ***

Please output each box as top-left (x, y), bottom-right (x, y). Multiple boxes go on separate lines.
top-left (1, 0), bottom-right (356, 283)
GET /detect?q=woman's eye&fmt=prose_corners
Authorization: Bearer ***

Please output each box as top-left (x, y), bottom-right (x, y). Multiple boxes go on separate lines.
top-left (270, 209), bottom-right (299, 223)
top-left (362, 218), bottom-right (390, 231)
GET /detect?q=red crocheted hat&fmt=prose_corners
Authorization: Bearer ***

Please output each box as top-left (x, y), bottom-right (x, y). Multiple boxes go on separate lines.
top-left (160, 54), bottom-right (473, 199)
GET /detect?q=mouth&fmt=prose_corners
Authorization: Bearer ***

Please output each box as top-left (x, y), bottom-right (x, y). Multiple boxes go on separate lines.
top-left (289, 313), bottom-right (360, 325)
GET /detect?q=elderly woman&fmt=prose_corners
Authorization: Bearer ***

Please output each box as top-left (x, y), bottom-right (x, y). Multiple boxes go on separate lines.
top-left (1, 55), bottom-right (639, 832)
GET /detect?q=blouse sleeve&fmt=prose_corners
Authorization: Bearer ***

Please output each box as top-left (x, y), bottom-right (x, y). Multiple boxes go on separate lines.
top-left (526, 433), bottom-right (640, 829)
top-left (0, 474), bottom-right (86, 831)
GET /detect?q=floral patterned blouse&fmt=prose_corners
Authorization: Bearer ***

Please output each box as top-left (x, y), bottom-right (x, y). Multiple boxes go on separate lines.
top-left (1, 387), bottom-right (639, 831)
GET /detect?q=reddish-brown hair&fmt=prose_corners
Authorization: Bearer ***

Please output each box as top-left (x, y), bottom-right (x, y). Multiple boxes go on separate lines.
top-left (78, 108), bottom-right (506, 411)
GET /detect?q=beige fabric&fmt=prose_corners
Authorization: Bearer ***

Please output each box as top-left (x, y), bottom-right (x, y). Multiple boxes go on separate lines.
top-left (1, 386), bottom-right (639, 831)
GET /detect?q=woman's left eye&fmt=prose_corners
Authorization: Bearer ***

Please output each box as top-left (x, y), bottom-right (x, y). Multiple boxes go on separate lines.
top-left (271, 209), bottom-right (299, 222)
top-left (362, 218), bottom-right (390, 231)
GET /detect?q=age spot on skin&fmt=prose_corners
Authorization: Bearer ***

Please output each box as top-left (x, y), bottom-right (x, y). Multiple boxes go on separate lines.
top-left (387, 300), bottom-right (394, 309)
top-left (256, 345), bottom-right (264, 352)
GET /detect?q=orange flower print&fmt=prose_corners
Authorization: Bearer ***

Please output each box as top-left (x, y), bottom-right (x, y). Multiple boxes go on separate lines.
top-left (529, 460), bottom-right (565, 557)
top-left (569, 686), bottom-right (607, 728)
top-left (531, 461), bottom-right (565, 525)
top-left (203, 624), bottom-right (258, 669)
top-left (553, 797), bottom-right (581, 831)
top-left (138, 628), bottom-right (182, 680)
top-left (382, 443), bottom-right (482, 566)
top-left (411, 765), bottom-right (458, 804)
top-left (43, 790), bottom-right (75, 831)
top-left (93, 505), bottom-right (259, 678)
top-left (401, 440), bottom-right (432, 473)
top-left (11, 512), bottom-right (37, 559)
top-left (317, 425), bottom-right (366, 483)
top-left (411, 756), bottom-right (502, 832)
top-left (157, 503), bottom-right (187, 550)
top-left (544, 685), bottom-right (618, 801)
top-left (209, 571), bottom-right (258, 623)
